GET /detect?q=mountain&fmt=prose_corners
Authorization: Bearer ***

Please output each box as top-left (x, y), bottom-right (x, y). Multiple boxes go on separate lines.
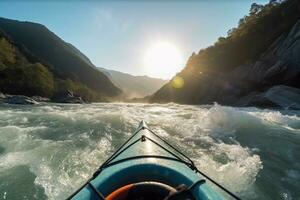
top-left (98, 67), bottom-right (168, 98)
top-left (150, 0), bottom-right (300, 109)
top-left (0, 17), bottom-right (121, 101)
top-left (60, 41), bottom-right (168, 98)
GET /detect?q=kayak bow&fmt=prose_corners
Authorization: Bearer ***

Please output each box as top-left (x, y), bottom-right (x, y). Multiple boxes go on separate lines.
top-left (67, 121), bottom-right (240, 200)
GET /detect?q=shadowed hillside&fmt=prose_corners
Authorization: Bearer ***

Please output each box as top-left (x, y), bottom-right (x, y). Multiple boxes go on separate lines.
top-left (59, 44), bottom-right (168, 99)
top-left (0, 17), bottom-right (121, 101)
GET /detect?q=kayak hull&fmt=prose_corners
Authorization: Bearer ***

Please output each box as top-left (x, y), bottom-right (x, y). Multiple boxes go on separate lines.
top-left (70, 121), bottom-right (224, 200)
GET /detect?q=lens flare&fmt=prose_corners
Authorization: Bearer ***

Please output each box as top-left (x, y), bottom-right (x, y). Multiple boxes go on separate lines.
top-left (171, 76), bottom-right (184, 89)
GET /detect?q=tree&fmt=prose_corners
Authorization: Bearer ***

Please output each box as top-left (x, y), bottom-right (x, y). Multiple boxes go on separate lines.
top-left (227, 28), bottom-right (237, 36)
top-left (0, 63), bottom-right (54, 97)
top-left (250, 3), bottom-right (264, 15)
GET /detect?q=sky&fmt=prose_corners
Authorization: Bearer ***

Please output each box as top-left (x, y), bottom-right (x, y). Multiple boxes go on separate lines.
top-left (0, 0), bottom-right (269, 79)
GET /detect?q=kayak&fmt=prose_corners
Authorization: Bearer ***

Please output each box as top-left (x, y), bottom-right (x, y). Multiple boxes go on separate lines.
top-left (67, 121), bottom-right (239, 200)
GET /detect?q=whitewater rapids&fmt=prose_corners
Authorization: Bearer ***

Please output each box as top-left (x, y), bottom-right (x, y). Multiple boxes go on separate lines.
top-left (0, 103), bottom-right (299, 200)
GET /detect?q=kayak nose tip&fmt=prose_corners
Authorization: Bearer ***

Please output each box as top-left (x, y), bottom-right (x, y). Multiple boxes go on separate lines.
top-left (139, 120), bottom-right (148, 129)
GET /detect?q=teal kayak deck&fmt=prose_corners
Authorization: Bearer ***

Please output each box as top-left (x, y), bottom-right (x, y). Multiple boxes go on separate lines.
top-left (69, 121), bottom-right (228, 200)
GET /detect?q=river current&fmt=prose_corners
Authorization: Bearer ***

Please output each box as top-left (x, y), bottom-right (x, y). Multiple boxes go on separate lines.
top-left (0, 103), bottom-right (299, 200)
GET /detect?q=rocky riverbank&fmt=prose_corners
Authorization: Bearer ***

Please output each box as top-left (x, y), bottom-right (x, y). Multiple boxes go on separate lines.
top-left (150, 15), bottom-right (300, 110)
top-left (236, 85), bottom-right (300, 110)
top-left (0, 94), bottom-right (40, 105)
top-left (0, 90), bottom-right (86, 105)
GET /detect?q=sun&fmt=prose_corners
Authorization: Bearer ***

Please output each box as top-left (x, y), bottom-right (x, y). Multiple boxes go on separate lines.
top-left (143, 41), bottom-right (184, 79)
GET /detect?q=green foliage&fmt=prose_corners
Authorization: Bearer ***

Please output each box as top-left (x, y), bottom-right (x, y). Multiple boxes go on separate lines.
top-left (0, 18), bottom-right (121, 97)
top-left (0, 36), bottom-right (55, 97)
top-left (25, 63), bottom-right (55, 96)
top-left (0, 18), bottom-right (121, 102)
top-left (0, 63), bottom-right (54, 97)
top-left (0, 35), bottom-right (107, 101)
top-left (54, 79), bottom-right (107, 102)
top-left (0, 37), bottom-right (16, 67)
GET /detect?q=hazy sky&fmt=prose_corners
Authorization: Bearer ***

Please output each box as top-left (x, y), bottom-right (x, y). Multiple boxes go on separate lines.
top-left (0, 0), bottom-right (268, 79)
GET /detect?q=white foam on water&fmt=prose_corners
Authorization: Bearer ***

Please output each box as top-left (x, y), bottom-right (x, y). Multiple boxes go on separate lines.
top-left (109, 103), bottom-right (265, 197)
top-left (248, 110), bottom-right (300, 131)
top-left (0, 136), bottom-right (112, 200)
top-left (32, 138), bottom-right (112, 200)
top-left (149, 104), bottom-right (264, 197)
top-left (201, 143), bottom-right (262, 195)
top-left (0, 103), bottom-right (299, 200)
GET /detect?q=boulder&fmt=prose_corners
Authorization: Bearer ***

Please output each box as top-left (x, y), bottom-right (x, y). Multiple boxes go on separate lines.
top-left (229, 19), bottom-right (300, 107)
top-left (241, 85), bottom-right (300, 109)
top-left (275, 20), bottom-right (300, 66)
top-left (4, 95), bottom-right (38, 105)
top-left (31, 96), bottom-right (50, 102)
top-left (0, 92), bottom-right (5, 103)
top-left (52, 90), bottom-right (85, 104)
top-left (238, 91), bottom-right (280, 108)
top-left (0, 92), bottom-right (5, 99)
top-left (263, 60), bottom-right (288, 81)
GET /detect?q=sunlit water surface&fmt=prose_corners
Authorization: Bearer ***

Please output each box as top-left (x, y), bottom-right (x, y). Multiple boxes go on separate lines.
top-left (0, 103), bottom-right (299, 200)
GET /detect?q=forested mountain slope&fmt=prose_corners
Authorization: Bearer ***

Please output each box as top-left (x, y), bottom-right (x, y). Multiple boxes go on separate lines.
top-left (150, 0), bottom-right (300, 108)
top-left (0, 17), bottom-right (121, 101)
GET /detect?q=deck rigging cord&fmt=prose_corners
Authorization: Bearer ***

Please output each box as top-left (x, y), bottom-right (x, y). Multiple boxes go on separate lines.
top-left (67, 122), bottom-right (242, 200)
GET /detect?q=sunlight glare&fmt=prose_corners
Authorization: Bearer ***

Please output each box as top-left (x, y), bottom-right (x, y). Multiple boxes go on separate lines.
top-left (143, 41), bottom-right (184, 79)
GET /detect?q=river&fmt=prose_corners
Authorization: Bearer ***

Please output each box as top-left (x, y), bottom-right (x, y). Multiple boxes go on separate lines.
top-left (0, 103), bottom-right (299, 200)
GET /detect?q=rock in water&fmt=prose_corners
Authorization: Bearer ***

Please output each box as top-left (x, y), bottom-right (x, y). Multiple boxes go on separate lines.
top-left (264, 85), bottom-right (300, 109)
top-left (52, 90), bottom-right (85, 104)
top-left (0, 92), bottom-right (5, 99)
top-left (4, 95), bottom-right (38, 105)
top-left (0, 92), bottom-right (5, 103)
top-left (31, 96), bottom-right (50, 102)
top-left (242, 85), bottom-right (300, 109)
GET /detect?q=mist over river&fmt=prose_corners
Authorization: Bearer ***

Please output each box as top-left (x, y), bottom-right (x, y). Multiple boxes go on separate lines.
top-left (0, 103), bottom-right (299, 200)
